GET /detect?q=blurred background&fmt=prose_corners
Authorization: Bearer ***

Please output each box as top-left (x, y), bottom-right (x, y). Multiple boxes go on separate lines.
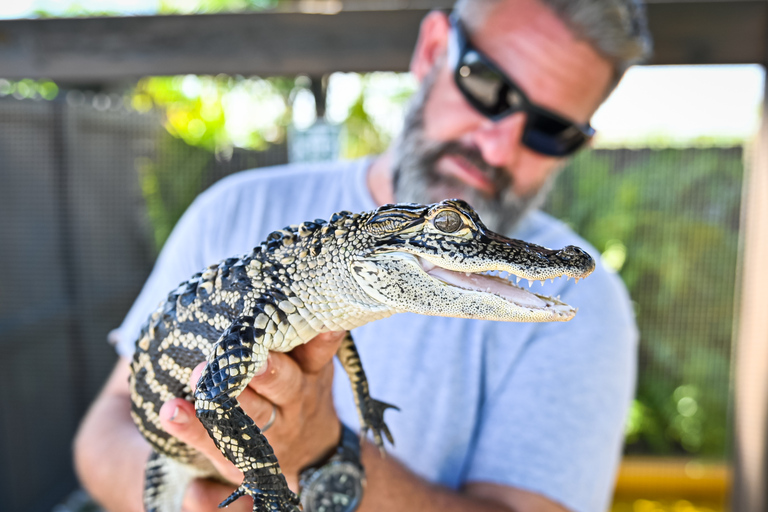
top-left (1, 1), bottom-right (766, 512)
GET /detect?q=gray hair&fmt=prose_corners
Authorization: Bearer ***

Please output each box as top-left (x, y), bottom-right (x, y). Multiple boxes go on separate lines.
top-left (453, 0), bottom-right (653, 88)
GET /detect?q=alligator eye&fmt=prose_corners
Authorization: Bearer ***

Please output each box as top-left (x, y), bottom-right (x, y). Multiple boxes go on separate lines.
top-left (434, 210), bottom-right (463, 233)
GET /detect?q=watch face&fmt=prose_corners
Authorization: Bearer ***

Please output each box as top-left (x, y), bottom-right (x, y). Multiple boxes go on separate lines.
top-left (301, 462), bottom-right (364, 512)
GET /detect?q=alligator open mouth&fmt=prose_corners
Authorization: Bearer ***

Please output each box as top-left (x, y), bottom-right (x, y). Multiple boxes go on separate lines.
top-left (416, 256), bottom-right (575, 313)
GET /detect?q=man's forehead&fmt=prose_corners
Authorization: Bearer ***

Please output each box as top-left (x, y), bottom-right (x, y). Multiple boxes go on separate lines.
top-left (467, 0), bottom-right (613, 120)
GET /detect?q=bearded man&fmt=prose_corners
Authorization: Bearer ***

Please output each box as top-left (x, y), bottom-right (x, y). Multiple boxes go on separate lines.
top-left (74, 1), bottom-right (652, 511)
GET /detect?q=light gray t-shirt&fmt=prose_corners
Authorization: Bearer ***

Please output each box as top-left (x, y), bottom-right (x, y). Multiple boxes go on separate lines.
top-left (111, 159), bottom-right (638, 512)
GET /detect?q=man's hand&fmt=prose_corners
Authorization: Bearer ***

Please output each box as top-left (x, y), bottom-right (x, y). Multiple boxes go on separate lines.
top-left (158, 331), bottom-right (347, 512)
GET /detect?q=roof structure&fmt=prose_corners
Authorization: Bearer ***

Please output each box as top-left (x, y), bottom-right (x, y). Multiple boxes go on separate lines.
top-left (0, 0), bottom-right (764, 81)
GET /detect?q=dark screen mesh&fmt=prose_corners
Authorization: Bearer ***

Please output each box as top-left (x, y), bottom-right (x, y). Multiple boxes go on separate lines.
top-left (0, 95), bottom-right (288, 512)
top-left (545, 148), bottom-right (742, 511)
top-left (545, 148), bottom-right (741, 460)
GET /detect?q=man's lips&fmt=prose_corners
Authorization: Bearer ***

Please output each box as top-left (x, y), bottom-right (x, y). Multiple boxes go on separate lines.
top-left (437, 155), bottom-right (497, 197)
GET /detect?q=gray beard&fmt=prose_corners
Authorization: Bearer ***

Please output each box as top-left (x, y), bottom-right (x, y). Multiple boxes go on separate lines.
top-left (390, 71), bottom-right (555, 235)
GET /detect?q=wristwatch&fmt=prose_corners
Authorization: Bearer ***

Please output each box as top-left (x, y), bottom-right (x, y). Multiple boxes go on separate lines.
top-left (298, 423), bottom-right (366, 512)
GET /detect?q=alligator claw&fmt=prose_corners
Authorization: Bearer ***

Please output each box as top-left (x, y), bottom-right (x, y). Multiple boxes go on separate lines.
top-left (361, 398), bottom-right (399, 453)
top-left (219, 482), bottom-right (300, 512)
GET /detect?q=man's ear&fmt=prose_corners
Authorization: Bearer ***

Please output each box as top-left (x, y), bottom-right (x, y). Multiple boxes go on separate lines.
top-left (410, 10), bottom-right (452, 82)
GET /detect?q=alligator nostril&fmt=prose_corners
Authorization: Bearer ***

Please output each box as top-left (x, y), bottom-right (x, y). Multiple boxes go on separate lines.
top-left (557, 246), bottom-right (586, 261)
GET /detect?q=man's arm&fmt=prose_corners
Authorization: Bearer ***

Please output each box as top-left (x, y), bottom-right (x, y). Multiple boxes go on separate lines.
top-left (74, 337), bottom-right (569, 512)
top-left (360, 443), bottom-right (569, 512)
top-left (73, 357), bottom-right (150, 512)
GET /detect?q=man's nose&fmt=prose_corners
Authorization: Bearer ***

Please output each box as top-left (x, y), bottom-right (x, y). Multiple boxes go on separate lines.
top-left (471, 113), bottom-right (527, 168)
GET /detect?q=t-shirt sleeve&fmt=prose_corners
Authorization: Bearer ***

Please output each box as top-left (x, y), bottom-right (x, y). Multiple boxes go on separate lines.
top-left (108, 191), bottom-right (219, 358)
top-left (465, 268), bottom-right (638, 512)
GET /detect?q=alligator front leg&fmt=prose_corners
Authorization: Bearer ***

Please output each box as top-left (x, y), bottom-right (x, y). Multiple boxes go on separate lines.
top-left (194, 314), bottom-right (300, 512)
top-left (337, 332), bottom-right (399, 454)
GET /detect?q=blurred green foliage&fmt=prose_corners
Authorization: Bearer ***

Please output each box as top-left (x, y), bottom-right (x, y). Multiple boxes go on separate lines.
top-left (157, 0), bottom-right (280, 13)
top-left (135, 135), bottom-right (213, 249)
top-left (30, 0), bottom-right (282, 18)
top-left (337, 73), bottom-right (414, 158)
top-left (132, 72), bottom-right (411, 249)
top-left (339, 91), bottom-right (389, 159)
top-left (546, 147), bottom-right (743, 458)
top-left (0, 78), bottom-right (59, 100)
top-left (131, 72), bottom-right (412, 159)
top-left (132, 75), bottom-right (297, 153)
top-left (136, 129), bottom-right (286, 250)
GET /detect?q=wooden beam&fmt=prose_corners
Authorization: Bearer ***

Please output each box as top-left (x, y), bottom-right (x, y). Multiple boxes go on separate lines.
top-left (0, 10), bottom-right (429, 81)
top-left (646, 0), bottom-right (767, 65)
top-left (0, 1), bottom-right (764, 81)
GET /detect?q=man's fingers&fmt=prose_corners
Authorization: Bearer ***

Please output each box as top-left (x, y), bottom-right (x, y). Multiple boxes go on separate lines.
top-left (189, 362), bottom-right (205, 392)
top-left (158, 398), bottom-right (241, 484)
top-left (237, 387), bottom-right (278, 429)
top-left (291, 331), bottom-right (346, 374)
top-left (190, 330), bottom-right (342, 428)
top-left (247, 352), bottom-right (303, 406)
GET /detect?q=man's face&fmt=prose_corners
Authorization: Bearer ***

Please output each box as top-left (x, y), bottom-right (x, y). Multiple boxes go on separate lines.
top-left (392, 0), bottom-right (613, 233)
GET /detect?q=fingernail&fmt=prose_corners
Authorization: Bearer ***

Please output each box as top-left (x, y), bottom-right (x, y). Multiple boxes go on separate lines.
top-left (169, 406), bottom-right (189, 424)
top-left (254, 355), bottom-right (271, 377)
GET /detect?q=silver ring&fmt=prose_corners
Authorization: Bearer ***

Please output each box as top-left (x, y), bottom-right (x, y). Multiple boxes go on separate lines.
top-left (261, 404), bottom-right (277, 433)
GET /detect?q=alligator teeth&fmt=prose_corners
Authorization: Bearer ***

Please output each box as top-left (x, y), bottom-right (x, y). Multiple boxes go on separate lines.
top-left (516, 276), bottom-right (521, 284)
top-left (528, 280), bottom-right (533, 288)
top-left (419, 258), bottom-right (436, 271)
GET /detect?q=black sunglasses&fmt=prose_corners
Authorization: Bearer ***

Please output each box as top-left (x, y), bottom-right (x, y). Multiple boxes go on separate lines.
top-left (448, 14), bottom-right (595, 157)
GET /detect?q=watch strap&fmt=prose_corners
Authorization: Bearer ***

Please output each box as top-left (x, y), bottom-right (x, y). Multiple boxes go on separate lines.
top-left (338, 422), bottom-right (362, 466)
top-left (299, 422), bottom-right (363, 481)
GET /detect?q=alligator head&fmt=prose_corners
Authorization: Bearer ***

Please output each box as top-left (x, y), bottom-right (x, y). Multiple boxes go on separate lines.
top-left (348, 199), bottom-right (595, 322)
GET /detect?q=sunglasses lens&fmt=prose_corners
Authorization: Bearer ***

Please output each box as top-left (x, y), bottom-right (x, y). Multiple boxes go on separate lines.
top-left (452, 37), bottom-right (592, 157)
top-left (524, 114), bottom-right (589, 156)
top-left (456, 52), bottom-right (512, 117)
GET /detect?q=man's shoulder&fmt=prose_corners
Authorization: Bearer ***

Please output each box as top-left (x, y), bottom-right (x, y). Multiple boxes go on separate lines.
top-left (198, 159), bottom-right (365, 205)
top-left (520, 210), bottom-right (595, 254)
top-left (175, 158), bottom-right (373, 261)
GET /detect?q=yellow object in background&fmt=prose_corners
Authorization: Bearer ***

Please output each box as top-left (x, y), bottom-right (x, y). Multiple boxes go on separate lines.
top-left (611, 458), bottom-right (730, 512)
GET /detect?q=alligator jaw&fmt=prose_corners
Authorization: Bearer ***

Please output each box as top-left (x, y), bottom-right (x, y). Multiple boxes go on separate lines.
top-left (416, 256), bottom-right (577, 318)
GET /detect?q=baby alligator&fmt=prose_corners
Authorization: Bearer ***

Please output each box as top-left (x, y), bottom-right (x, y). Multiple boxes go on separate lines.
top-left (129, 199), bottom-right (595, 512)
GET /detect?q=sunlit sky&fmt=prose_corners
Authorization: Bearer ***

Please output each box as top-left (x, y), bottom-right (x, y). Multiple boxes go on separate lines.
top-left (2, 1), bottom-right (765, 146)
top-left (593, 65), bottom-right (765, 147)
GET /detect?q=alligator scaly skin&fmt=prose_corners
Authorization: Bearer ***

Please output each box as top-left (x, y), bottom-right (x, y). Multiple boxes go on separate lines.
top-left (128, 199), bottom-right (595, 512)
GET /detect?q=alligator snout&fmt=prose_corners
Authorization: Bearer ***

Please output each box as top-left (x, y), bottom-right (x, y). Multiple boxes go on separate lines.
top-left (556, 245), bottom-right (595, 274)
